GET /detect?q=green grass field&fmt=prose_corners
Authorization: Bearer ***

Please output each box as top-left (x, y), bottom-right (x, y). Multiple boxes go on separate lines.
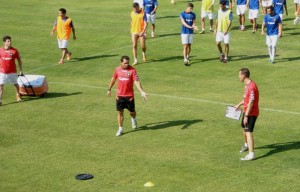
top-left (0, 0), bottom-right (300, 191)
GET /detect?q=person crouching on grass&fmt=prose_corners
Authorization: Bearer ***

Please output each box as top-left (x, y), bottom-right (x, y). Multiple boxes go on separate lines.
top-left (107, 56), bottom-right (148, 137)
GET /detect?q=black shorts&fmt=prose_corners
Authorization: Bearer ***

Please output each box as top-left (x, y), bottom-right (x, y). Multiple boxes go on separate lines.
top-left (116, 96), bottom-right (135, 112)
top-left (241, 114), bottom-right (257, 132)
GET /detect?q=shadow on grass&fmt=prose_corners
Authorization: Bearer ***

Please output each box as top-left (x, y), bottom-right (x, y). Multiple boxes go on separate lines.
top-left (124, 119), bottom-right (203, 135)
top-left (255, 141), bottom-right (300, 160)
top-left (0, 92), bottom-right (82, 106)
top-left (71, 54), bottom-right (118, 62)
top-left (156, 15), bottom-right (179, 20)
top-left (159, 33), bottom-right (180, 37)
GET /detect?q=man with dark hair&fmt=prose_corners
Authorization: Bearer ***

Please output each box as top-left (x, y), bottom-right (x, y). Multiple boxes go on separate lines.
top-left (107, 56), bottom-right (148, 137)
top-left (131, 3), bottom-right (148, 65)
top-left (0, 36), bottom-right (24, 105)
top-left (180, 3), bottom-right (198, 66)
top-left (261, 5), bottom-right (282, 64)
top-left (235, 68), bottom-right (259, 161)
top-left (50, 8), bottom-right (76, 64)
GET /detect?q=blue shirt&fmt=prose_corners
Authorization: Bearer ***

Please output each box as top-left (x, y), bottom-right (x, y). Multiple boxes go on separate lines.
top-left (143, 0), bottom-right (158, 14)
top-left (263, 14), bottom-right (282, 35)
top-left (249, 0), bottom-right (259, 10)
top-left (180, 11), bottom-right (196, 34)
top-left (273, 0), bottom-right (286, 15)
top-left (237, 0), bottom-right (247, 5)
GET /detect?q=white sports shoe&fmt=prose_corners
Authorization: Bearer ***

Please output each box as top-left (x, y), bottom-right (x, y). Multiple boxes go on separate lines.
top-left (132, 119), bottom-right (138, 129)
top-left (116, 129), bottom-right (123, 137)
top-left (294, 17), bottom-right (299, 25)
top-left (240, 154), bottom-right (255, 161)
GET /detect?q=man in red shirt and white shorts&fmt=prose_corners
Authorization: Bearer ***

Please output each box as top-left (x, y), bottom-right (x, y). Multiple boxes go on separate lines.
top-left (107, 55), bottom-right (148, 137)
top-left (235, 68), bottom-right (259, 161)
top-left (0, 36), bottom-right (24, 106)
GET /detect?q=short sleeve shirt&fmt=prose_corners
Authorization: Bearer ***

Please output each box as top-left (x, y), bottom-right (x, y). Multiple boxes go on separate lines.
top-left (243, 81), bottom-right (259, 116)
top-left (113, 66), bottom-right (139, 97)
top-left (0, 47), bottom-right (20, 74)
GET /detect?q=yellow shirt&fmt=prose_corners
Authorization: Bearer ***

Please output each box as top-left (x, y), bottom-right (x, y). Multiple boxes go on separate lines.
top-left (202, 0), bottom-right (214, 12)
top-left (217, 9), bottom-right (231, 32)
top-left (131, 10), bottom-right (145, 34)
top-left (56, 16), bottom-right (72, 40)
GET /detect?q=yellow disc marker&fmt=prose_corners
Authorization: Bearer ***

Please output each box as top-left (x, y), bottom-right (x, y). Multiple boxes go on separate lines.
top-left (144, 181), bottom-right (155, 187)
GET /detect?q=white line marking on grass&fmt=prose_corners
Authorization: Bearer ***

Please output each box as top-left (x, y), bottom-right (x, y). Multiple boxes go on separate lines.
top-left (49, 82), bottom-right (300, 115)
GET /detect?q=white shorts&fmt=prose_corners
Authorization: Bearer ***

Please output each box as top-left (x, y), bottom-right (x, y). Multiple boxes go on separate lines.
top-left (201, 11), bottom-right (214, 20)
top-left (181, 34), bottom-right (193, 44)
top-left (249, 9), bottom-right (259, 19)
top-left (266, 35), bottom-right (278, 47)
top-left (294, 0), bottom-right (300, 4)
top-left (278, 14), bottom-right (283, 21)
top-left (57, 39), bottom-right (69, 49)
top-left (262, 0), bottom-right (273, 7)
top-left (146, 13), bottom-right (156, 24)
top-left (216, 32), bottom-right (230, 44)
top-left (0, 73), bottom-right (18, 85)
top-left (236, 5), bottom-right (246, 15)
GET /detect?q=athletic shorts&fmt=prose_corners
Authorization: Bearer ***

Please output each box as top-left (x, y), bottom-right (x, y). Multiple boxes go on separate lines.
top-left (262, 0), bottom-right (273, 7)
top-left (216, 32), bottom-right (230, 44)
top-left (116, 96), bottom-right (135, 112)
top-left (146, 13), bottom-right (156, 24)
top-left (57, 39), bottom-right (69, 49)
top-left (294, 0), bottom-right (300, 4)
top-left (201, 11), bottom-right (214, 20)
top-left (181, 34), bottom-right (193, 44)
top-left (266, 35), bottom-right (278, 47)
top-left (249, 9), bottom-right (259, 19)
top-left (236, 5), bottom-right (246, 15)
top-left (0, 73), bottom-right (18, 84)
top-left (241, 114), bottom-right (257, 132)
top-left (278, 14), bottom-right (283, 21)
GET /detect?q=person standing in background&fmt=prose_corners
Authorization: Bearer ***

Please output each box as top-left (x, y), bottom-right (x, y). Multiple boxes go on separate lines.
top-left (50, 8), bottom-right (76, 64)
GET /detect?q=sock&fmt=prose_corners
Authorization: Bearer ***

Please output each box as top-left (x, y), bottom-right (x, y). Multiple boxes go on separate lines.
top-left (131, 118), bottom-right (136, 122)
top-left (119, 127), bottom-right (123, 131)
top-left (244, 143), bottom-right (248, 147)
top-left (249, 152), bottom-right (254, 156)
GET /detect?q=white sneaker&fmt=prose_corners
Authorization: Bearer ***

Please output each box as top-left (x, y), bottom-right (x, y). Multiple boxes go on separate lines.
top-left (151, 31), bottom-right (155, 38)
top-left (116, 129), bottom-right (123, 137)
top-left (132, 119), bottom-right (137, 129)
top-left (240, 154), bottom-right (254, 161)
top-left (294, 17), bottom-right (299, 25)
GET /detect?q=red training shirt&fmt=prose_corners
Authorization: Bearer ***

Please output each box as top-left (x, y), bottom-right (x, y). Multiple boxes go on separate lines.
top-left (243, 81), bottom-right (259, 116)
top-left (113, 66), bottom-right (139, 97)
top-left (0, 47), bottom-right (20, 74)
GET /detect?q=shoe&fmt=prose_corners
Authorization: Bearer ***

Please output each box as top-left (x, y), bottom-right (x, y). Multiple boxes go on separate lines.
top-left (66, 52), bottom-right (72, 60)
top-left (16, 94), bottom-right (23, 102)
top-left (269, 59), bottom-right (274, 64)
top-left (132, 60), bottom-right (138, 66)
top-left (132, 119), bottom-right (138, 129)
top-left (151, 32), bottom-right (155, 38)
top-left (223, 58), bottom-right (228, 63)
top-left (183, 59), bottom-right (189, 66)
top-left (143, 56), bottom-right (147, 62)
top-left (294, 17), bottom-right (299, 25)
top-left (240, 154), bottom-right (254, 161)
top-left (219, 54), bottom-right (225, 62)
top-left (59, 59), bottom-right (64, 64)
top-left (210, 29), bottom-right (213, 32)
top-left (241, 26), bottom-right (245, 31)
top-left (116, 129), bottom-right (123, 137)
top-left (240, 145), bottom-right (249, 153)
top-left (199, 30), bottom-right (205, 34)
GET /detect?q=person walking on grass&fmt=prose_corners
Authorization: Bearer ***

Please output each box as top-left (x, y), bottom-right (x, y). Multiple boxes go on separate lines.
top-left (131, 3), bottom-right (148, 65)
top-left (273, 0), bottom-right (288, 21)
top-left (246, 0), bottom-right (261, 33)
top-left (234, 0), bottom-right (247, 31)
top-left (214, 0), bottom-right (233, 63)
top-left (199, 0), bottom-right (215, 34)
top-left (107, 56), bottom-right (148, 137)
top-left (50, 8), bottom-right (76, 64)
top-left (0, 36), bottom-right (24, 106)
top-left (234, 68), bottom-right (259, 161)
top-left (261, 5), bottom-right (282, 64)
top-left (144, 0), bottom-right (159, 38)
top-left (180, 3), bottom-right (199, 66)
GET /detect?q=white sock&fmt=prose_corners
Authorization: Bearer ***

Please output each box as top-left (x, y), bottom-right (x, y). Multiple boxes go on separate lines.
top-left (249, 152), bottom-right (254, 156)
top-left (119, 127), bottom-right (123, 130)
top-left (131, 118), bottom-right (136, 122)
top-left (244, 143), bottom-right (248, 147)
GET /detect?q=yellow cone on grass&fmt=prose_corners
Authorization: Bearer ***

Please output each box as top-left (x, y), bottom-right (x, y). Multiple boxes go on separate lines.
top-left (144, 181), bottom-right (155, 187)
